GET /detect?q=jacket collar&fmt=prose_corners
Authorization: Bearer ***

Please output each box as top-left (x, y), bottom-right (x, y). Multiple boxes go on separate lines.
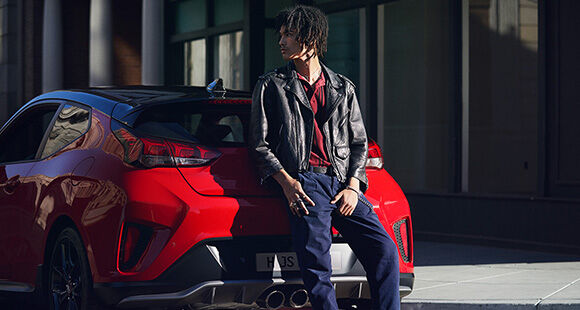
top-left (277, 61), bottom-right (344, 89)
top-left (277, 61), bottom-right (345, 112)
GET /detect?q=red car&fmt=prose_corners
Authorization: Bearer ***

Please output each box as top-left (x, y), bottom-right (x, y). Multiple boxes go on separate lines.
top-left (0, 84), bottom-right (413, 309)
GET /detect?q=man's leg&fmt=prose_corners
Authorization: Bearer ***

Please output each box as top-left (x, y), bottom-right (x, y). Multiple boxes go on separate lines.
top-left (288, 172), bottom-right (338, 310)
top-left (332, 194), bottom-right (401, 310)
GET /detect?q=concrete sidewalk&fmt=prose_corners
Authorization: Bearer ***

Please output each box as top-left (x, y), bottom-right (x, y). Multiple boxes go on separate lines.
top-left (402, 241), bottom-right (580, 309)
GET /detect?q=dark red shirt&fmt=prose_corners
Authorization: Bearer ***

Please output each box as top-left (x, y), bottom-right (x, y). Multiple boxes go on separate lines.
top-left (296, 71), bottom-right (332, 167)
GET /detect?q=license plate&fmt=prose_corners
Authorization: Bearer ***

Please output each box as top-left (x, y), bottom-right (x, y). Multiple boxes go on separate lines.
top-left (256, 252), bottom-right (299, 272)
top-left (256, 252), bottom-right (342, 272)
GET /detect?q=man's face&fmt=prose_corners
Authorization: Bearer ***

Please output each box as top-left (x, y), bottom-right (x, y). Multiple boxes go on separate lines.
top-left (279, 26), bottom-right (311, 61)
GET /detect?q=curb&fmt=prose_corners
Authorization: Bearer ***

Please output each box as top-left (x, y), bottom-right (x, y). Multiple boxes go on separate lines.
top-left (401, 302), bottom-right (580, 310)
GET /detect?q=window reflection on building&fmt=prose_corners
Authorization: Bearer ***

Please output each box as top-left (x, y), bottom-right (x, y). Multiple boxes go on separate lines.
top-left (214, 31), bottom-right (244, 89)
top-left (184, 39), bottom-right (206, 86)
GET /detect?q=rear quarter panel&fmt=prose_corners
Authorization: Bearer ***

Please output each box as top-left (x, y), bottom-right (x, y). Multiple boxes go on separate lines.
top-left (366, 168), bottom-right (414, 274)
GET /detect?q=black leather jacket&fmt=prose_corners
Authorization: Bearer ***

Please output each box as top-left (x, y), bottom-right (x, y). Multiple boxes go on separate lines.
top-left (249, 62), bottom-right (369, 192)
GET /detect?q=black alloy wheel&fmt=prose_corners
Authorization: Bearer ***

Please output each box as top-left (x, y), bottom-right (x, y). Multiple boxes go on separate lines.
top-left (47, 228), bottom-right (93, 310)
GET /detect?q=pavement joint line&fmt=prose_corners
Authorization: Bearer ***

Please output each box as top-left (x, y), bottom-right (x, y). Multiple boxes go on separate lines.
top-left (533, 276), bottom-right (580, 307)
top-left (412, 270), bottom-right (528, 291)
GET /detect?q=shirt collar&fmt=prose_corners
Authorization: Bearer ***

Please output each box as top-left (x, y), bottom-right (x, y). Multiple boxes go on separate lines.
top-left (296, 70), bottom-right (326, 88)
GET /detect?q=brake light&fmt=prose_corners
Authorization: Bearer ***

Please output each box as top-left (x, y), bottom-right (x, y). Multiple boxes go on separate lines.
top-left (139, 137), bottom-right (175, 167)
top-left (168, 141), bottom-right (222, 166)
top-left (366, 139), bottom-right (384, 169)
top-left (113, 128), bottom-right (221, 168)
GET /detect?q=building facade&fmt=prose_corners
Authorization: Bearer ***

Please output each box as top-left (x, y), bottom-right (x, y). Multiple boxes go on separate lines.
top-left (1, 0), bottom-right (579, 253)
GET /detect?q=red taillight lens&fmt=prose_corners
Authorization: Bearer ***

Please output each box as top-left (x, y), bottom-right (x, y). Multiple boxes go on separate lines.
top-left (140, 137), bottom-right (175, 167)
top-left (393, 218), bottom-right (412, 263)
top-left (366, 139), bottom-right (384, 169)
top-left (113, 128), bottom-right (221, 168)
top-left (168, 141), bottom-right (221, 167)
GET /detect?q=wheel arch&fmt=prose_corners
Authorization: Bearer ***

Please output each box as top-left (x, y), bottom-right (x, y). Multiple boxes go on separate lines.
top-left (42, 216), bottom-right (95, 285)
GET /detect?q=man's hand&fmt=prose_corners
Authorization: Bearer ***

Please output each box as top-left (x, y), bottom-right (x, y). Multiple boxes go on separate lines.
top-left (273, 170), bottom-right (315, 217)
top-left (331, 189), bottom-right (359, 216)
top-left (331, 177), bottom-right (361, 216)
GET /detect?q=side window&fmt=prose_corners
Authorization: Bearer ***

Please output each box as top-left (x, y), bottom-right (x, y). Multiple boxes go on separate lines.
top-left (0, 105), bottom-right (59, 164)
top-left (41, 105), bottom-right (90, 158)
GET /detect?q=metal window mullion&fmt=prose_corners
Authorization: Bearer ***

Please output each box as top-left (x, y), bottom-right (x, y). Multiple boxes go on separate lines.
top-left (461, 0), bottom-right (470, 193)
top-left (205, 0), bottom-right (214, 84)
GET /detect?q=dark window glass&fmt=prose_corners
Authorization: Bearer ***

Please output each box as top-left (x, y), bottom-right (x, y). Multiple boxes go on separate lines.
top-left (41, 105), bottom-right (90, 158)
top-left (379, 0), bottom-right (454, 192)
top-left (214, 0), bottom-right (243, 25)
top-left (468, 0), bottom-right (538, 194)
top-left (172, 0), bottom-right (206, 34)
top-left (0, 105), bottom-right (59, 163)
top-left (326, 9), bottom-right (361, 91)
top-left (134, 103), bottom-right (249, 147)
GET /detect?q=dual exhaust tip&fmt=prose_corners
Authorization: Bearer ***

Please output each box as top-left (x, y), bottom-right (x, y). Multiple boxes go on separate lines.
top-left (258, 288), bottom-right (309, 309)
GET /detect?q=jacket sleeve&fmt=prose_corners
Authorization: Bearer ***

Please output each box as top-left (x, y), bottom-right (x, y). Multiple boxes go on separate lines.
top-left (249, 76), bottom-right (284, 183)
top-left (346, 84), bottom-right (369, 193)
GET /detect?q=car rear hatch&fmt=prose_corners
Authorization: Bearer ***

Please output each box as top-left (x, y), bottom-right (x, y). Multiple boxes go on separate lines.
top-left (112, 98), bottom-right (274, 197)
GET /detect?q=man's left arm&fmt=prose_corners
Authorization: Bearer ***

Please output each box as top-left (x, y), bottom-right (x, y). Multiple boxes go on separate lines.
top-left (332, 83), bottom-right (368, 216)
top-left (346, 84), bottom-right (369, 192)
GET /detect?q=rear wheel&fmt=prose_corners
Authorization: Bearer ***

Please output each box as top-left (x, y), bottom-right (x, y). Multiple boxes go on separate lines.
top-left (47, 228), bottom-right (93, 310)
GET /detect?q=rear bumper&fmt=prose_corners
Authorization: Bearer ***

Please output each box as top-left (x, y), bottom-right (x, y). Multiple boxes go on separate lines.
top-left (114, 275), bottom-right (414, 309)
top-left (94, 236), bottom-right (414, 308)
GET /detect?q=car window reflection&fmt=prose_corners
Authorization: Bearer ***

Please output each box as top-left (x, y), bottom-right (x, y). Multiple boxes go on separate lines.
top-left (41, 105), bottom-right (90, 158)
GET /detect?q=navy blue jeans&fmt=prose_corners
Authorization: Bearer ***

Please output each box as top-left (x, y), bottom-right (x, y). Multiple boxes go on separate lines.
top-left (288, 171), bottom-right (400, 310)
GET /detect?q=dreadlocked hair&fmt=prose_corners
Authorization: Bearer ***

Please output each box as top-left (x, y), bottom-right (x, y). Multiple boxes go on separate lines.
top-left (275, 5), bottom-right (328, 58)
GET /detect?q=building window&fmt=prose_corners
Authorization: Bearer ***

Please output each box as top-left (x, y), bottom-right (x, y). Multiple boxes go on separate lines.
top-left (214, 31), bottom-right (244, 89)
top-left (466, 0), bottom-right (538, 194)
top-left (325, 9), bottom-right (362, 93)
top-left (168, 0), bottom-right (244, 88)
top-left (184, 39), bottom-right (206, 86)
top-left (214, 0), bottom-right (243, 25)
top-left (377, 0), bottom-right (455, 192)
top-left (172, 0), bottom-right (207, 34)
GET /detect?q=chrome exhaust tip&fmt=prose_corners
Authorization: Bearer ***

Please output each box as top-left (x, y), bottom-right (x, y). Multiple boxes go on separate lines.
top-left (264, 290), bottom-right (285, 309)
top-left (289, 289), bottom-right (309, 308)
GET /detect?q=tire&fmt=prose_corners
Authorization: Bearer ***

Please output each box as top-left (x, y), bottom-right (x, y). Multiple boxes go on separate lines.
top-left (46, 227), bottom-right (94, 310)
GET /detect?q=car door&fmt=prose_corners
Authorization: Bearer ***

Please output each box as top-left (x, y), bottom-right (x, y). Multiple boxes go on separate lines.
top-left (0, 102), bottom-right (60, 282)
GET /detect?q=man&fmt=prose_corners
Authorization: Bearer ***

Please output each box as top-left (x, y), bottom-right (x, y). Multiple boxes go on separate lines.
top-left (249, 5), bottom-right (400, 310)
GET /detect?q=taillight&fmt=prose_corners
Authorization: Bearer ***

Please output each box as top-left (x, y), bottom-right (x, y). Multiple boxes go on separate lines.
top-left (366, 139), bottom-right (384, 169)
top-left (393, 218), bottom-right (412, 263)
top-left (118, 222), bottom-right (153, 272)
top-left (140, 137), bottom-right (174, 167)
top-left (168, 140), bottom-right (222, 167)
top-left (113, 128), bottom-right (221, 168)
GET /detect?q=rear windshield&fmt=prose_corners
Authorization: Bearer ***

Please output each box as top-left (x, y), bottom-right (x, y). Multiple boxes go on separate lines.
top-left (133, 102), bottom-right (250, 147)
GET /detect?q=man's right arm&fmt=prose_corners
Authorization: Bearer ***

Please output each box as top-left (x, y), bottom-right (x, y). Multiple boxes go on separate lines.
top-left (249, 77), bottom-right (284, 182)
top-left (249, 77), bottom-right (314, 215)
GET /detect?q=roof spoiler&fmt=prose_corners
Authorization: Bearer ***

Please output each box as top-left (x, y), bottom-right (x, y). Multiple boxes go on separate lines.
top-left (207, 78), bottom-right (226, 98)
